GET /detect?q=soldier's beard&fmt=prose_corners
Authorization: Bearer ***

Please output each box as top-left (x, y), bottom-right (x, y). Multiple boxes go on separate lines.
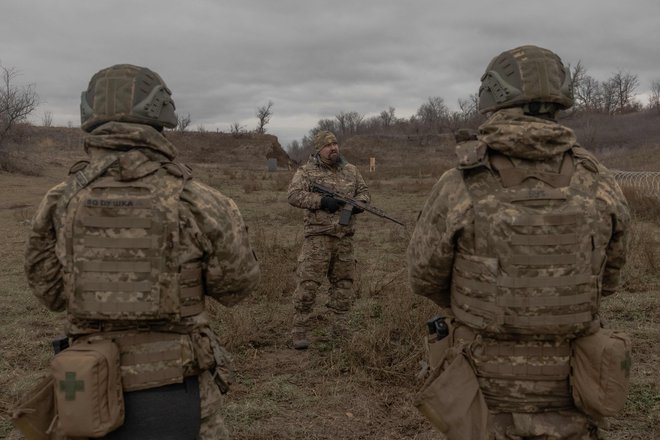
top-left (320, 152), bottom-right (340, 166)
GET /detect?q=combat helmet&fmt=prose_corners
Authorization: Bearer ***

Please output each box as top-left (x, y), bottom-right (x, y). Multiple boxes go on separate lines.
top-left (478, 45), bottom-right (573, 115)
top-left (80, 64), bottom-right (177, 132)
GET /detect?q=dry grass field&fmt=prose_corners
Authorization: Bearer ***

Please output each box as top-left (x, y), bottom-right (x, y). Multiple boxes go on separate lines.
top-left (0, 127), bottom-right (658, 439)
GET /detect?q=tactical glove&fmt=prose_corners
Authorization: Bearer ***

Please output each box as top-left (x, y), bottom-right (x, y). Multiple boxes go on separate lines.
top-left (320, 196), bottom-right (343, 213)
top-left (352, 205), bottom-right (365, 214)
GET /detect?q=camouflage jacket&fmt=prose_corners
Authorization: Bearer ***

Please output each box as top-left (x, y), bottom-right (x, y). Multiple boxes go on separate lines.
top-left (288, 154), bottom-right (370, 238)
top-left (407, 109), bottom-right (629, 308)
top-left (24, 122), bottom-right (261, 334)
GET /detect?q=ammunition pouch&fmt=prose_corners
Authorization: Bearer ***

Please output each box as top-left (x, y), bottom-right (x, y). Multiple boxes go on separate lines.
top-left (571, 328), bottom-right (631, 419)
top-left (10, 375), bottom-right (57, 440)
top-left (415, 340), bottom-right (490, 439)
top-left (50, 339), bottom-right (124, 437)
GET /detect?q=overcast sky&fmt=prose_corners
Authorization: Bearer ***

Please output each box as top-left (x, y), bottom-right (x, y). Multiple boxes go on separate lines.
top-left (2, 0), bottom-right (659, 147)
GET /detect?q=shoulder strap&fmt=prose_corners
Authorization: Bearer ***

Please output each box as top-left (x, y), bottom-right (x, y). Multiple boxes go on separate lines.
top-left (55, 154), bottom-right (120, 223)
top-left (162, 160), bottom-right (193, 183)
top-left (55, 153), bottom-right (120, 270)
top-left (571, 145), bottom-right (600, 174)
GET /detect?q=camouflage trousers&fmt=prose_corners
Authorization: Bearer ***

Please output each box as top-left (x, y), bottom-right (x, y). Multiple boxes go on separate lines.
top-left (293, 234), bottom-right (356, 326)
top-left (198, 370), bottom-right (230, 440)
top-left (490, 410), bottom-right (600, 439)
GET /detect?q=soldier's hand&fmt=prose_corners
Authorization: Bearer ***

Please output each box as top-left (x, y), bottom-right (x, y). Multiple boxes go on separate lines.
top-left (320, 196), bottom-right (344, 213)
top-left (351, 205), bottom-right (365, 214)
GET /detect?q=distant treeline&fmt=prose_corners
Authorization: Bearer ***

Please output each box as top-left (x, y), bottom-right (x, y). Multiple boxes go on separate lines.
top-left (287, 62), bottom-right (660, 162)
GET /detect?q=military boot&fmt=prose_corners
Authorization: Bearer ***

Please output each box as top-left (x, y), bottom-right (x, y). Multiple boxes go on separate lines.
top-left (291, 326), bottom-right (309, 350)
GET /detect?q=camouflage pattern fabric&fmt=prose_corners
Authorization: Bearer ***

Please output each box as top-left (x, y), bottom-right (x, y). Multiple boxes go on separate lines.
top-left (288, 153), bottom-right (369, 326)
top-left (490, 411), bottom-right (600, 439)
top-left (408, 108), bottom-right (629, 306)
top-left (313, 130), bottom-right (337, 150)
top-left (293, 235), bottom-right (356, 325)
top-left (81, 64), bottom-right (178, 132)
top-left (287, 154), bottom-right (370, 238)
top-left (407, 108), bottom-right (629, 435)
top-left (24, 121), bottom-right (259, 438)
top-left (25, 122), bottom-right (260, 321)
top-left (198, 370), bottom-right (230, 440)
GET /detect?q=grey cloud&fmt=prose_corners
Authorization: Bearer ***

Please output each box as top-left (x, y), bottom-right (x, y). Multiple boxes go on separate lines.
top-left (2, 0), bottom-right (659, 147)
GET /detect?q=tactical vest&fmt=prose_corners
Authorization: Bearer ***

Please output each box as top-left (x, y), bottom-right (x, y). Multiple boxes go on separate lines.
top-left (453, 149), bottom-right (604, 338)
top-left (453, 146), bottom-right (607, 411)
top-left (56, 154), bottom-right (207, 390)
top-left (59, 159), bottom-right (204, 322)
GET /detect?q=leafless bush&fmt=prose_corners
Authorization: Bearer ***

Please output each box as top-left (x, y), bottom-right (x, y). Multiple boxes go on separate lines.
top-left (0, 63), bottom-right (39, 148)
top-left (41, 111), bottom-right (53, 127)
top-left (0, 148), bottom-right (43, 175)
top-left (175, 113), bottom-right (192, 132)
top-left (565, 110), bottom-right (660, 151)
top-left (230, 121), bottom-right (248, 138)
top-left (619, 218), bottom-right (659, 292)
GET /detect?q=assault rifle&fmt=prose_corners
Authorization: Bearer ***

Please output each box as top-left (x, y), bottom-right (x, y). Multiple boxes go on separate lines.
top-left (311, 182), bottom-right (405, 226)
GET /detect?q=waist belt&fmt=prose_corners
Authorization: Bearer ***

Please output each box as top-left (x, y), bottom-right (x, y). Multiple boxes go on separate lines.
top-left (78, 331), bottom-right (195, 392)
top-left (470, 337), bottom-right (573, 412)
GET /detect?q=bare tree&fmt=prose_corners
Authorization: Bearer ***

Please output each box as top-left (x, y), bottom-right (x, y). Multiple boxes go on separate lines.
top-left (42, 111), bottom-right (53, 127)
top-left (608, 70), bottom-right (640, 113)
top-left (649, 79), bottom-right (660, 114)
top-left (176, 112), bottom-right (192, 132)
top-left (600, 78), bottom-right (618, 114)
top-left (335, 111), bottom-right (364, 136)
top-left (379, 106), bottom-right (396, 129)
top-left (416, 96), bottom-right (449, 132)
top-left (316, 118), bottom-right (338, 134)
top-left (456, 93), bottom-right (481, 126)
top-left (286, 139), bottom-right (313, 162)
top-left (568, 61), bottom-right (586, 97)
top-left (230, 121), bottom-right (247, 137)
top-left (0, 63), bottom-right (39, 147)
top-left (574, 74), bottom-right (602, 112)
top-left (256, 100), bottom-right (274, 134)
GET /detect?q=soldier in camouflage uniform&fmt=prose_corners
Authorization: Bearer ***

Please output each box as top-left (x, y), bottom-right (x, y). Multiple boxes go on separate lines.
top-left (24, 64), bottom-right (260, 439)
top-left (287, 131), bottom-right (370, 349)
top-left (408, 46), bottom-right (629, 439)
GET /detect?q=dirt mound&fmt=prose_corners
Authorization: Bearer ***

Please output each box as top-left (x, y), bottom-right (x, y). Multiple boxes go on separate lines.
top-left (2, 126), bottom-right (295, 172)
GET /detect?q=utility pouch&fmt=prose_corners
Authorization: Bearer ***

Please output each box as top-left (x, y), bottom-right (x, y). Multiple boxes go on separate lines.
top-left (11, 375), bottom-right (57, 440)
top-left (571, 328), bottom-right (631, 418)
top-left (202, 330), bottom-right (234, 394)
top-left (414, 345), bottom-right (489, 439)
top-left (50, 339), bottom-right (124, 437)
